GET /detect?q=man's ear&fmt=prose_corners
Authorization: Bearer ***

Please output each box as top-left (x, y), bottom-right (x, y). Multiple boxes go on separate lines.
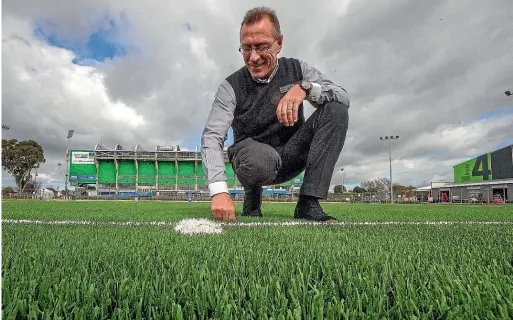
top-left (276, 35), bottom-right (283, 53)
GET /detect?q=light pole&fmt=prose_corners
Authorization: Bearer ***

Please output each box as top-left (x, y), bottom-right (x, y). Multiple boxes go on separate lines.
top-left (65, 129), bottom-right (74, 199)
top-left (34, 165), bottom-right (39, 199)
top-left (380, 135), bottom-right (399, 203)
top-left (340, 168), bottom-right (344, 193)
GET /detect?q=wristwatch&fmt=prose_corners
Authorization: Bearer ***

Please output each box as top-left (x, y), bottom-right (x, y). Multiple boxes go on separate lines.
top-left (298, 80), bottom-right (313, 96)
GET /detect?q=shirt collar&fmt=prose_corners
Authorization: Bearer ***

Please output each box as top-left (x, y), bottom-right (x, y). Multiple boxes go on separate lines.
top-left (251, 61), bottom-right (279, 84)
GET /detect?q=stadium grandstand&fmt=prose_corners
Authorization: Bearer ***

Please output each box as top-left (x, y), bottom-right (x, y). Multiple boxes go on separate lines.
top-left (68, 144), bottom-right (304, 198)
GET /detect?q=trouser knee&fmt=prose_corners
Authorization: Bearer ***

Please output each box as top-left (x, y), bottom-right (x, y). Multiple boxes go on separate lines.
top-left (322, 101), bottom-right (349, 128)
top-left (231, 139), bottom-right (282, 187)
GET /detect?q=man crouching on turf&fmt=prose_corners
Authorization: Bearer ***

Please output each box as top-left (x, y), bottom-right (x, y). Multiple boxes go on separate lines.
top-left (201, 6), bottom-right (350, 222)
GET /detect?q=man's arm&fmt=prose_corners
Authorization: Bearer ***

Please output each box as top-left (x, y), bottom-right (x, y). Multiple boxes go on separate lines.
top-left (201, 79), bottom-right (236, 197)
top-left (299, 60), bottom-right (350, 108)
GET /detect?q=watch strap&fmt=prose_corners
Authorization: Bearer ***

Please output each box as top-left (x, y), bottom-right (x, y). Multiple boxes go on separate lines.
top-left (298, 80), bottom-right (312, 96)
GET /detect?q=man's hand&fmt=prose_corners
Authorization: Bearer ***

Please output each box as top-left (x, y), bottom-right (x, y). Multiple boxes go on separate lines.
top-left (277, 85), bottom-right (306, 127)
top-left (211, 192), bottom-right (236, 221)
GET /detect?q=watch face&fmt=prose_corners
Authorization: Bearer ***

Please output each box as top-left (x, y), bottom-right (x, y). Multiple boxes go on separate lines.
top-left (301, 80), bottom-right (312, 90)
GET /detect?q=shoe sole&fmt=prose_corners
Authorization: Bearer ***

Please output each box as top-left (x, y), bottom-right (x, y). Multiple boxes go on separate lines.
top-left (294, 213), bottom-right (337, 222)
top-left (241, 211), bottom-right (263, 217)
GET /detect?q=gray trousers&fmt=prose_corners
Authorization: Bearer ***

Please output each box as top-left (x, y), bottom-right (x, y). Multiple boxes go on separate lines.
top-left (228, 101), bottom-right (349, 199)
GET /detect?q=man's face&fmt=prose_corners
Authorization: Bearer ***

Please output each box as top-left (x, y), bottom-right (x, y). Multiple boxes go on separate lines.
top-left (240, 17), bottom-right (282, 79)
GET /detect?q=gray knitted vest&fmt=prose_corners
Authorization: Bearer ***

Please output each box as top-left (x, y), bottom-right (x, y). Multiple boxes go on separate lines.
top-left (226, 57), bottom-right (304, 150)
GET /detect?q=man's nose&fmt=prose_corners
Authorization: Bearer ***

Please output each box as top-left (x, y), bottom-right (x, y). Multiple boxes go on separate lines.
top-left (249, 49), bottom-right (260, 62)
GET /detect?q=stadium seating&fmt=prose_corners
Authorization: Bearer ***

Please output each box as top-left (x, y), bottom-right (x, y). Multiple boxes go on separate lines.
top-left (138, 161), bottom-right (157, 185)
top-left (158, 161), bottom-right (176, 186)
top-left (117, 160), bottom-right (136, 184)
top-left (98, 161), bottom-right (116, 184)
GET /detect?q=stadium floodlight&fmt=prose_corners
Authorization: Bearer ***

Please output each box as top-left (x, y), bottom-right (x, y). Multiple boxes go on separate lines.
top-left (380, 135), bottom-right (400, 203)
top-left (2, 124), bottom-right (10, 139)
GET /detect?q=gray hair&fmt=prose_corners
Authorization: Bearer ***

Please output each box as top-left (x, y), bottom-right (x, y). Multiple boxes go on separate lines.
top-left (240, 6), bottom-right (282, 39)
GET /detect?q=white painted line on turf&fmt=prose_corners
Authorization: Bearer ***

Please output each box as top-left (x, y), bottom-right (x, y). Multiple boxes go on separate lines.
top-left (1, 219), bottom-right (175, 226)
top-left (3, 219), bottom-right (513, 227)
top-left (226, 220), bottom-right (513, 226)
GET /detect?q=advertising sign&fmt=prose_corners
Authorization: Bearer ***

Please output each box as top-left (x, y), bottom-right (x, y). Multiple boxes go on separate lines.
top-left (70, 175), bottom-right (96, 181)
top-left (72, 152), bottom-right (94, 164)
top-left (453, 145), bottom-right (513, 183)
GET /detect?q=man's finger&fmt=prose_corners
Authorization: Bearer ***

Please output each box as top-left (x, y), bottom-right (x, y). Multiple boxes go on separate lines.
top-left (287, 99), bottom-right (297, 126)
top-left (293, 99), bottom-right (300, 123)
top-left (226, 210), bottom-right (234, 221)
top-left (277, 99), bottom-right (285, 124)
top-left (287, 100), bottom-right (296, 125)
top-left (282, 100), bottom-right (288, 125)
top-left (285, 101), bottom-right (292, 126)
top-left (282, 101), bottom-right (291, 126)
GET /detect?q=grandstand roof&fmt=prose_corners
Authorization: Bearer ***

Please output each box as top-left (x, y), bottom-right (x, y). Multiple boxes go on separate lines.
top-left (92, 144), bottom-right (187, 152)
top-left (94, 144), bottom-right (107, 151)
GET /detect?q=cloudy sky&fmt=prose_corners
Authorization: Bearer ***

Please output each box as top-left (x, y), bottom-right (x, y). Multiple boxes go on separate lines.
top-left (2, 0), bottom-right (512, 191)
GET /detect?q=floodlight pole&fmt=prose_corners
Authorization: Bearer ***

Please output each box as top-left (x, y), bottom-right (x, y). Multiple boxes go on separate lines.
top-left (380, 135), bottom-right (399, 204)
top-left (340, 168), bottom-right (344, 193)
top-left (65, 130), bottom-right (74, 199)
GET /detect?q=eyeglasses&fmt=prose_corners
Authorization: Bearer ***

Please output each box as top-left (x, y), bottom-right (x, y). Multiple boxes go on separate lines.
top-left (239, 40), bottom-right (277, 55)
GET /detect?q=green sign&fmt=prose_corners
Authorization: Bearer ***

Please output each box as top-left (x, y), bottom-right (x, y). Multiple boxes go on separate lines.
top-left (453, 145), bottom-right (513, 183)
top-left (453, 154), bottom-right (491, 182)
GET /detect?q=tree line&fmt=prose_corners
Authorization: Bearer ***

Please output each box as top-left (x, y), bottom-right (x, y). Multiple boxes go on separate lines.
top-left (334, 177), bottom-right (417, 198)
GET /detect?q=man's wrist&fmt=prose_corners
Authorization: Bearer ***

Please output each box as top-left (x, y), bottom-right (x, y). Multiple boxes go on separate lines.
top-left (297, 80), bottom-right (312, 97)
top-left (208, 181), bottom-right (229, 197)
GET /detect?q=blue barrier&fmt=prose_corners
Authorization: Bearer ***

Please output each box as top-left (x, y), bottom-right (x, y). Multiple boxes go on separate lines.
top-left (229, 189), bottom-right (289, 195)
top-left (99, 191), bottom-right (153, 198)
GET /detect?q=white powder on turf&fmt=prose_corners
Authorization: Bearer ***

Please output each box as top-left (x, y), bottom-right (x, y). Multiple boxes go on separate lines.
top-left (174, 218), bottom-right (223, 235)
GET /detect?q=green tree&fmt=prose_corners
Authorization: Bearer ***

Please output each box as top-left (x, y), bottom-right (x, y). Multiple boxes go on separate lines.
top-left (352, 186), bottom-right (367, 193)
top-left (2, 139), bottom-right (46, 194)
top-left (2, 186), bottom-right (15, 196)
top-left (334, 185), bottom-right (346, 194)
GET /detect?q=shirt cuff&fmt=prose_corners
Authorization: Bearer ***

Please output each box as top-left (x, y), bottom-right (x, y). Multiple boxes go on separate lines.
top-left (208, 181), bottom-right (229, 197)
top-left (308, 82), bottom-right (322, 102)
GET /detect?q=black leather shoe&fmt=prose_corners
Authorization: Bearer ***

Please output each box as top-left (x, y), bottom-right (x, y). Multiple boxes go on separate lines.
top-left (242, 186), bottom-right (263, 217)
top-left (294, 196), bottom-right (336, 222)
top-left (241, 208), bottom-right (263, 217)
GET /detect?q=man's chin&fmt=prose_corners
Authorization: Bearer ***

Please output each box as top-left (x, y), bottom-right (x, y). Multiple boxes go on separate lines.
top-left (247, 66), bottom-right (270, 78)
